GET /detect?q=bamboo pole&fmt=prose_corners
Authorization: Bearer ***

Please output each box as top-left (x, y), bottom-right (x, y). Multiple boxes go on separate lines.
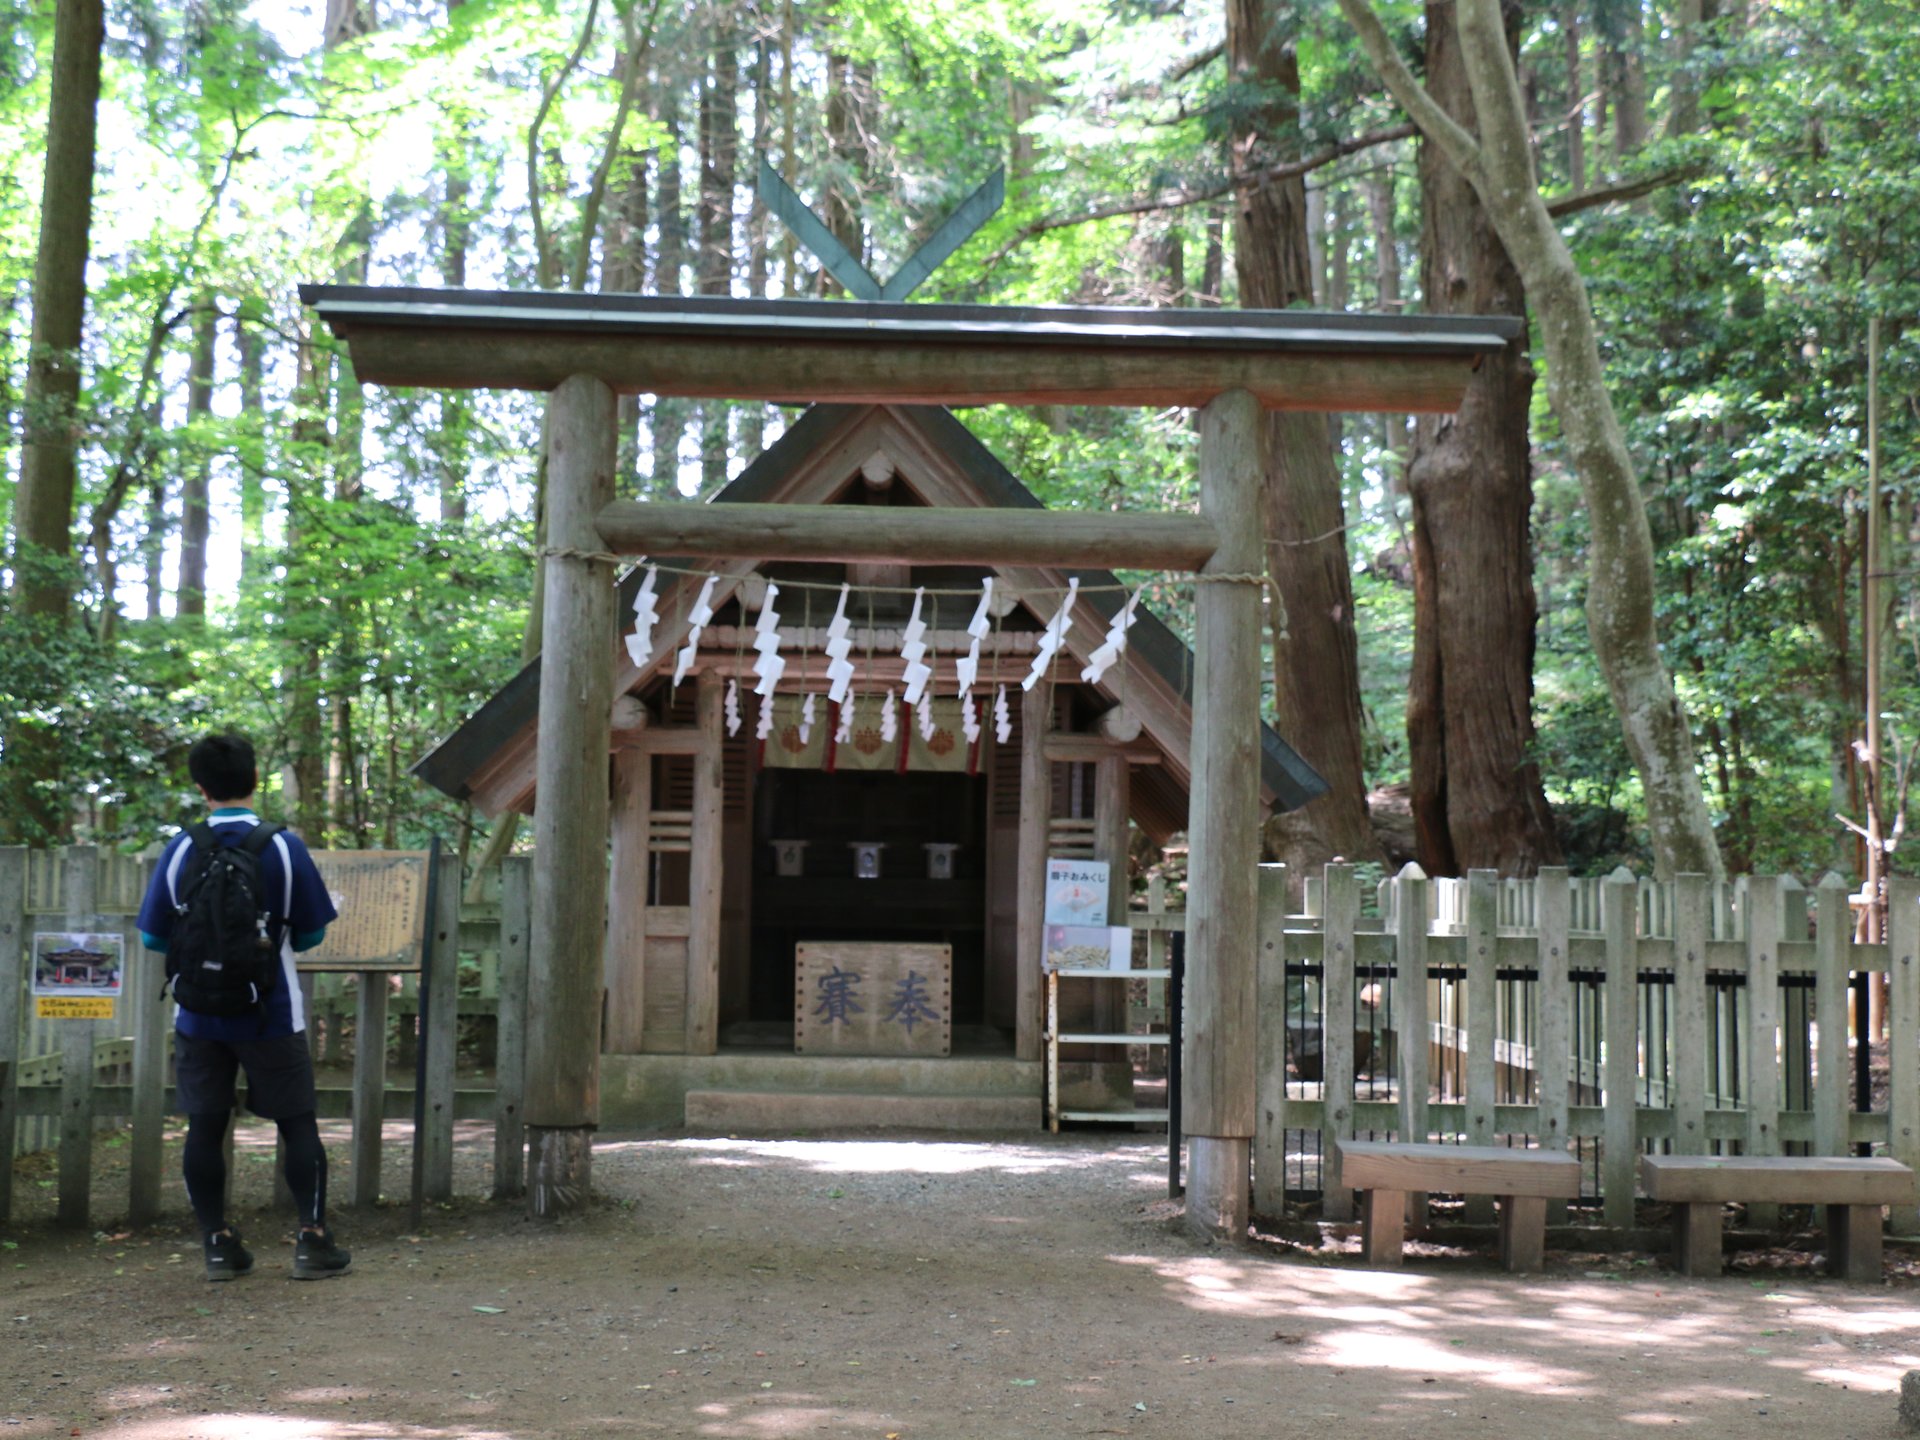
top-left (1182, 388), bottom-right (1263, 1243)
top-left (525, 374), bottom-right (617, 1218)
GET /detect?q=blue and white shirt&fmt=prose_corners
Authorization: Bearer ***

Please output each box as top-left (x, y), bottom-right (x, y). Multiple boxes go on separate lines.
top-left (137, 808), bottom-right (337, 1041)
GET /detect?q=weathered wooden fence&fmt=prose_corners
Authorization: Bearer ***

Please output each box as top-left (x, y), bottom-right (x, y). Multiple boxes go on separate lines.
top-left (0, 846), bottom-right (531, 1228)
top-left (1244, 863), bottom-right (1920, 1233)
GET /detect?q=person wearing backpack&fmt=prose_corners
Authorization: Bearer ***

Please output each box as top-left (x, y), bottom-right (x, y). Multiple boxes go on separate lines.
top-left (137, 730), bottom-right (349, 1282)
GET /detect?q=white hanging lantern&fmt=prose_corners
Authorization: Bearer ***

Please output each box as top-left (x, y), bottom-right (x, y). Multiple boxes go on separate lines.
top-left (751, 580), bottom-right (786, 698)
top-left (1080, 587), bottom-right (1142, 686)
top-left (625, 564), bottom-right (661, 669)
top-left (1021, 577), bottom-right (1079, 691)
top-left (672, 574), bottom-right (719, 688)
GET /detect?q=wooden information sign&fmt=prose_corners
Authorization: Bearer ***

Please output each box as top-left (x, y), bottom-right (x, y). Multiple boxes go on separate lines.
top-left (795, 941), bottom-right (952, 1057)
top-left (300, 850), bottom-right (429, 972)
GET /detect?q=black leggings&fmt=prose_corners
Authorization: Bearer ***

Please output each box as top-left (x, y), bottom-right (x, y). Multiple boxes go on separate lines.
top-left (184, 1110), bottom-right (327, 1237)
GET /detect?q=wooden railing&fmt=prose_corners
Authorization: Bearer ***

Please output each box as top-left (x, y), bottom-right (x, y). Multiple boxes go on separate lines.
top-left (1248, 864), bottom-right (1918, 1233)
top-left (0, 846), bottom-right (531, 1228)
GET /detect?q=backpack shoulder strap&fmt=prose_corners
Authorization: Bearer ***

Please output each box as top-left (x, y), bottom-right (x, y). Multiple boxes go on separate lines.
top-left (237, 821), bottom-right (285, 857)
top-left (186, 821), bottom-right (220, 853)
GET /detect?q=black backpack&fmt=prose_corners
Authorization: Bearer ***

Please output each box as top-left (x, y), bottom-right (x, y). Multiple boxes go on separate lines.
top-left (165, 821), bottom-right (286, 1017)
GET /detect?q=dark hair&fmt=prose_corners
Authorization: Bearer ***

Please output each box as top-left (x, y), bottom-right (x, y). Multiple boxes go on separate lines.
top-left (188, 731), bottom-right (257, 803)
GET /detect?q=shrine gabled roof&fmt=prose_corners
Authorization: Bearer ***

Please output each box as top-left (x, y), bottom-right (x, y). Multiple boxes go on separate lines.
top-left (411, 403), bottom-right (1329, 817)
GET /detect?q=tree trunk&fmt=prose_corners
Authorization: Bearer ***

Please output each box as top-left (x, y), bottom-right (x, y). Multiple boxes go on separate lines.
top-left (438, 1), bottom-right (472, 526)
top-left (1603, 3), bottom-right (1648, 164)
top-left (10, 0), bottom-right (103, 626)
top-left (1404, 2), bottom-right (1560, 877)
top-left (286, 333), bottom-right (330, 842)
top-left (823, 50), bottom-right (864, 291)
top-left (142, 462), bottom-right (166, 621)
top-left (1338, 0), bottom-right (1725, 880)
top-left (176, 299), bottom-right (216, 621)
top-left (235, 303), bottom-right (267, 592)
top-left (1226, 0), bottom-right (1380, 876)
top-left (1563, 2), bottom-right (1584, 191)
top-left (651, 81), bottom-right (687, 496)
top-left (697, 16), bottom-right (738, 495)
top-left (739, 32), bottom-right (772, 461)
top-left (1363, 172), bottom-right (1410, 469)
top-left (2, 0), bottom-right (104, 845)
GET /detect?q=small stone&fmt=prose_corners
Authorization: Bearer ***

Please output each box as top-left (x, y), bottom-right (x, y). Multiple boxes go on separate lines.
top-left (1899, 1371), bottom-right (1920, 1430)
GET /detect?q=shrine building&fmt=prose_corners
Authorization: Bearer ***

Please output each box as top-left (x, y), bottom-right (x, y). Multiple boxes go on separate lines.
top-left (413, 400), bottom-right (1327, 1130)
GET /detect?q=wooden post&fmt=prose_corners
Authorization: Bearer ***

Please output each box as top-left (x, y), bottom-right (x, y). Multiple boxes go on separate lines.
top-left (58, 845), bottom-right (97, 1227)
top-left (1393, 862), bottom-right (1430, 1231)
top-left (1601, 866), bottom-right (1638, 1230)
top-left (1252, 863), bottom-right (1290, 1217)
top-left (0, 847), bottom-right (25, 1224)
top-left (1089, 752), bottom-right (1132, 1100)
top-left (127, 857), bottom-right (166, 1225)
top-left (1745, 873), bottom-right (1784, 1230)
top-left (1814, 873), bottom-right (1851, 1160)
top-left (1671, 873), bottom-right (1710, 1157)
top-left (1182, 388), bottom-right (1262, 1243)
top-left (1014, 682), bottom-right (1051, 1064)
top-left (525, 372), bottom-right (618, 1217)
top-left (686, 674), bottom-right (724, 1056)
top-left (418, 844), bottom-right (462, 1201)
top-left (350, 969), bottom-right (388, 1206)
top-left (1464, 870), bottom-right (1499, 1225)
top-left (603, 745), bottom-right (652, 1054)
top-left (1535, 868), bottom-right (1571, 1223)
top-left (494, 854), bottom-right (532, 1198)
top-left (1886, 875), bottom-right (1920, 1234)
top-left (1321, 864), bottom-right (1359, 1221)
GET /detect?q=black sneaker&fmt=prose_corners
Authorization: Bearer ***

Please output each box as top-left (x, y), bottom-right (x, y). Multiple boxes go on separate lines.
top-left (292, 1227), bottom-right (351, 1280)
top-left (203, 1228), bottom-right (254, 1282)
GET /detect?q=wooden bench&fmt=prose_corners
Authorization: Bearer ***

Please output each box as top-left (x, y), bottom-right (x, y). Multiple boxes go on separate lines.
top-left (1639, 1154), bottom-right (1915, 1282)
top-left (1336, 1140), bottom-right (1581, 1272)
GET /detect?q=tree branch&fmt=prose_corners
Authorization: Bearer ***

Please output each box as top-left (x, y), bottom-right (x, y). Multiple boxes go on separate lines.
top-left (982, 122), bottom-right (1416, 269)
top-left (1333, 0), bottom-right (1485, 185)
top-left (568, 0), bottom-right (666, 291)
top-left (528, 0), bottom-right (602, 291)
top-left (1543, 163), bottom-right (1704, 217)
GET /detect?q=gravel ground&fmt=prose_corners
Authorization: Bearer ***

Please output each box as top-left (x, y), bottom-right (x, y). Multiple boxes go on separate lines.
top-left (4, 1118), bottom-right (1920, 1438)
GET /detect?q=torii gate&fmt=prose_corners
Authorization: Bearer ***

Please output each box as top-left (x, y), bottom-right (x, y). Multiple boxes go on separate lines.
top-left (303, 280), bottom-right (1519, 1239)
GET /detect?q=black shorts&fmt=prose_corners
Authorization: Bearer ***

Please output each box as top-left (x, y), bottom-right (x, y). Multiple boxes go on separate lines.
top-left (172, 1031), bottom-right (317, 1120)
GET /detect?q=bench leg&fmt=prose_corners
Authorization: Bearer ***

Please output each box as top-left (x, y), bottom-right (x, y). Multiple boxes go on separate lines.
top-left (1671, 1202), bottom-right (1722, 1277)
top-left (1498, 1194), bottom-right (1548, 1272)
top-left (1359, 1188), bottom-right (1405, 1266)
top-left (1827, 1204), bottom-right (1884, 1283)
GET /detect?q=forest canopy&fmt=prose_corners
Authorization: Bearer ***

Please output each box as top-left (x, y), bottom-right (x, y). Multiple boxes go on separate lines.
top-left (0, 0), bottom-right (1913, 886)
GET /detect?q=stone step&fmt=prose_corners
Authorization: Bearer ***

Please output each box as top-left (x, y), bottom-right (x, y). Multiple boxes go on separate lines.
top-left (684, 1087), bottom-right (1043, 1133)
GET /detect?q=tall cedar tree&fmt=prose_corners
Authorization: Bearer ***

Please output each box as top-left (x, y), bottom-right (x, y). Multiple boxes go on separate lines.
top-left (1226, 0), bottom-right (1381, 875)
top-left (1404, 1), bottom-right (1561, 875)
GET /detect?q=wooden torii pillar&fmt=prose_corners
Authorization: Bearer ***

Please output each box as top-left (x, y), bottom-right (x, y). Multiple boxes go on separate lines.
top-left (537, 390), bottom-right (1264, 1235)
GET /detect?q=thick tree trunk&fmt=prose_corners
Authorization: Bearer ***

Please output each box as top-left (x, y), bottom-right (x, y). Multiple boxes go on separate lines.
top-left (1226, 0), bottom-right (1379, 876)
top-left (1338, 0), bottom-right (1724, 880)
top-left (176, 299), bottom-right (215, 621)
top-left (1405, 3), bottom-right (1560, 877)
top-left (2, 0), bottom-right (104, 845)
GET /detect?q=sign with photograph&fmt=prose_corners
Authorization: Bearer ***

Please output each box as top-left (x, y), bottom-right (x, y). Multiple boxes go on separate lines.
top-left (32, 930), bottom-right (124, 1019)
top-left (1044, 923), bottom-right (1132, 973)
top-left (1044, 858), bottom-right (1110, 925)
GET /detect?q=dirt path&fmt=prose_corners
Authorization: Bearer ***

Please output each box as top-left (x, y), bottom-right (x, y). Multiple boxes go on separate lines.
top-left (4, 1122), bottom-right (1919, 1439)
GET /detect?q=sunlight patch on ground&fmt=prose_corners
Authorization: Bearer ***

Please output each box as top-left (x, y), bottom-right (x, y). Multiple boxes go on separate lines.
top-left (625, 1136), bottom-right (1151, 1177)
top-left (683, 1398), bottom-right (904, 1436)
top-left (1310, 1328), bottom-right (1595, 1394)
top-left (97, 1415), bottom-right (520, 1440)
